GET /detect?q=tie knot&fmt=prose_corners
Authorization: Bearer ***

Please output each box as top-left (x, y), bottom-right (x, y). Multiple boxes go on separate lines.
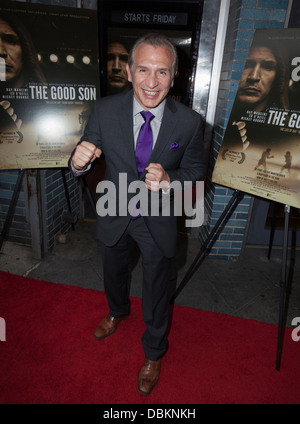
top-left (141, 111), bottom-right (154, 123)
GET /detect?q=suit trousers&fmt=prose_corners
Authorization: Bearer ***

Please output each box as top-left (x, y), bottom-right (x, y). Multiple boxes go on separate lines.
top-left (100, 217), bottom-right (172, 361)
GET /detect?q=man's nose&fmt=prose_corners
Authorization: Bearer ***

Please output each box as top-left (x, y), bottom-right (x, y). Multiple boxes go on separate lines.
top-left (112, 57), bottom-right (121, 69)
top-left (247, 64), bottom-right (261, 80)
top-left (0, 39), bottom-right (7, 57)
top-left (146, 72), bottom-right (158, 88)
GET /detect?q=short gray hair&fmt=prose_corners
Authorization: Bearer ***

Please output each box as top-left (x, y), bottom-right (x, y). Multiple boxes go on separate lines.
top-left (128, 33), bottom-right (178, 78)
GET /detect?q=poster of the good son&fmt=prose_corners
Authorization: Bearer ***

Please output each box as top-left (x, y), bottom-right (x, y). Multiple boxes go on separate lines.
top-left (212, 29), bottom-right (300, 209)
top-left (0, 1), bottom-right (100, 169)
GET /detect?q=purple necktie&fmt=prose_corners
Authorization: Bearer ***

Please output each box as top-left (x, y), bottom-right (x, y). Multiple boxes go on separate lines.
top-left (135, 111), bottom-right (154, 177)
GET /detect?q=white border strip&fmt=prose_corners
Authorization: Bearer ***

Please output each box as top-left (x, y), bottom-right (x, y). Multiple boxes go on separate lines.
top-left (204, 0), bottom-right (230, 126)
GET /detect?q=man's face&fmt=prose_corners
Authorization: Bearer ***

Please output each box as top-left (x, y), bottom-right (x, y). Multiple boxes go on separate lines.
top-left (237, 46), bottom-right (277, 112)
top-left (0, 19), bottom-right (23, 84)
top-left (126, 44), bottom-right (175, 110)
top-left (107, 42), bottom-right (129, 89)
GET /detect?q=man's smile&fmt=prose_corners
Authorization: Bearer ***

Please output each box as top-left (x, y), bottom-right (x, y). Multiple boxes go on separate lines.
top-left (143, 89), bottom-right (159, 96)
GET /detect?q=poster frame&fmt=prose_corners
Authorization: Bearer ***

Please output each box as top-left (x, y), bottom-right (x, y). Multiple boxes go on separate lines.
top-left (0, 1), bottom-right (100, 170)
top-left (212, 28), bottom-right (300, 211)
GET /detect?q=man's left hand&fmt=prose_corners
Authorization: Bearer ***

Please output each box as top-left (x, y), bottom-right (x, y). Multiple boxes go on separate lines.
top-left (145, 163), bottom-right (170, 191)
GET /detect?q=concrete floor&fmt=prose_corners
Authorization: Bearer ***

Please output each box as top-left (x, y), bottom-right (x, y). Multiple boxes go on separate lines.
top-left (0, 218), bottom-right (299, 328)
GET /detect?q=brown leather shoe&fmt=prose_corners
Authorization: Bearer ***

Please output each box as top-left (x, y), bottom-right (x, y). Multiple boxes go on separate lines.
top-left (138, 358), bottom-right (161, 396)
top-left (93, 313), bottom-right (129, 340)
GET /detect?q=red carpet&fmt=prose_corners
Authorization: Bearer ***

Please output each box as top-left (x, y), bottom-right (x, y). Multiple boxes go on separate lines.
top-left (0, 270), bottom-right (299, 404)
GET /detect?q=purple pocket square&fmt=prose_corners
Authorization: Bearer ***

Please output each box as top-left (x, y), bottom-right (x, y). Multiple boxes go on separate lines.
top-left (169, 142), bottom-right (179, 150)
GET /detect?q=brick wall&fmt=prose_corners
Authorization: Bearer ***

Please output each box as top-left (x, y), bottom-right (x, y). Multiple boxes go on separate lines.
top-left (40, 169), bottom-right (81, 252)
top-left (0, 168), bottom-right (81, 251)
top-left (203, 0), bottom-right (289, 259)
top-left (0, 170), bottom-right (31, 246)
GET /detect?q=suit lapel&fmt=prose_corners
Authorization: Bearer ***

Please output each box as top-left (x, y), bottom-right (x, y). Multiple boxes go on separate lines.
top-left (118, 91), bottom-right (138, 175)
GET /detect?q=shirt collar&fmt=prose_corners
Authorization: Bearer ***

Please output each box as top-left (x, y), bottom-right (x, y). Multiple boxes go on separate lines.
top-left (133, 96), bottom-right (166, 122)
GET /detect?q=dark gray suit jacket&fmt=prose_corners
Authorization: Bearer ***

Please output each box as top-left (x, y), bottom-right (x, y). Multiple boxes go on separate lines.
top-left (73, 90), bottom-right (204, 258)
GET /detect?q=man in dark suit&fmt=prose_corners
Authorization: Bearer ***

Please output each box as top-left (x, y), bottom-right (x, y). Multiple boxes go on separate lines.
top-left (70, 33), bottom-right (204, 395)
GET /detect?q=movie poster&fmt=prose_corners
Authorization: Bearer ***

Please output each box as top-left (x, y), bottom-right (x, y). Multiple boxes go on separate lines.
top-left (0, 1), bottom-right (100, 169)
top-left (212, 29), bottom-right (300, 209)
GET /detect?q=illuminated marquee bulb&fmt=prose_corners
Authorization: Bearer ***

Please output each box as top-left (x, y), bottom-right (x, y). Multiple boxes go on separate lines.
top-left (82, 55), bottom-right (91, 65)
top-left (50, 54), bottom-right (58, 63)
top-left (66, 55), bottom-right (75, 64)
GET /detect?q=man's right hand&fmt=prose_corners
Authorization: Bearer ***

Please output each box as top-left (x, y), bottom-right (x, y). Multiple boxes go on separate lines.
top-left (72, 141), bottom-right (102, 171)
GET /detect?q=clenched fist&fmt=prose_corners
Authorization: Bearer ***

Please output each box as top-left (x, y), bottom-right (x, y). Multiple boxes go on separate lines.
top-left (145, 163), bottom-right (170, 191)
top-left (72, 141), bottom-right (102, 171)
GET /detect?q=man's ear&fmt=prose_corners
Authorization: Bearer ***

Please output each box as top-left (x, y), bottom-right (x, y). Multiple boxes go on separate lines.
top-left (171, 70), bottom-right (178, 88)
top-left (126, 64), bottom-right (132, 82)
